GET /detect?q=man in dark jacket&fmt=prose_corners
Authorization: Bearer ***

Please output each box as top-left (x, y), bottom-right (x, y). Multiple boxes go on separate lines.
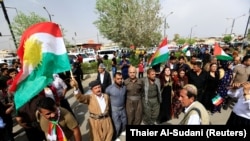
top-left (96, 63), bottom-right (112, 93)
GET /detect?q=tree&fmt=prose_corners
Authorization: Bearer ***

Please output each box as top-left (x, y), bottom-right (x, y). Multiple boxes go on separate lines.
top-left (95, 0), bottom-right (163, 48)
top-left (11, 12), bottom-right (47, 41)
top-left (247, 29), bottom-right (250, 40)
top-left (187, 38), bottom-right (196, 45)
top-left (173, 34), bottom-right (180, 42)
top-left (11, 11), bottom-right (71, 48)
top-left (176, 38), bottom-right (186, 45)
top-left (223, 35), bottom-right (232, 44)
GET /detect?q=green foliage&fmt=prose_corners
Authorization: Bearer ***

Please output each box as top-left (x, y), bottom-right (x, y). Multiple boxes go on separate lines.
top-left (176, 38), bottom-right (186, 45)
top-left (11, 11), bottom-right (71, 47)
top-left (173, 34), bottom-right (180, 42)
top-left (223, 35), bottom-right (232, 44)
top-left (187, 38), bottom-right (196, 45)
top-left (81, 62), bottom-right (98, 74)
top-left (95, 0), bottom-right (162, 47)
top-left (11, 12), bottom-right (47, 42)
top-left (247, 29), bottom-right (250, 40)
top-left (129, 54), bottom-right (140, 66)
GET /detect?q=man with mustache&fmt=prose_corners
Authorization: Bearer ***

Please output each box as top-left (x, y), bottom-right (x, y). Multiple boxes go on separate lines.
top-left (71, 79), bottom-right (114, 141)
top-left (142, 68), bottom-right (161, 125)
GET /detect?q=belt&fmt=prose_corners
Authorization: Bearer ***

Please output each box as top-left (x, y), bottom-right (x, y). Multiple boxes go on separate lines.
top-left (89, 113), bottom-right (109, 120)
top-left (127, 96), bottom-right (141, 101)
top-left (111, 106), bottom-right (124, 111)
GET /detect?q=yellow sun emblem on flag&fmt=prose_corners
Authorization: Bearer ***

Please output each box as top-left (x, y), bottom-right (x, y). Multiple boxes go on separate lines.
top-left (23, 36), bottom-right (43, 67)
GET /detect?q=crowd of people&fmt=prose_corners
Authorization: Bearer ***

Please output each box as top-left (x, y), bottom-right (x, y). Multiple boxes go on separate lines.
top-left (0, 43), bottom-right (250, 141)
top-left (66, 43), bottom-right (250, 140)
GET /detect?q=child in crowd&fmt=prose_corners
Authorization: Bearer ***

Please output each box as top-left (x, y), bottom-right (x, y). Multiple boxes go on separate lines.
top-left (138, 59), bottom-right (144, 78)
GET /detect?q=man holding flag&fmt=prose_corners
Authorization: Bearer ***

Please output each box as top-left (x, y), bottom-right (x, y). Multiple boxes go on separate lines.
top-left (10, 22), bottom-right (73, 141)
top-left (148, 38), bottom-right (171, 77)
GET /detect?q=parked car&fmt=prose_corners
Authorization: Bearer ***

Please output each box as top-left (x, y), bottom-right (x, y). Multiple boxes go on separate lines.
top-left (96, 49), bottom-right (116, 60)
top-left (86, 52), bottom-right (96, 59)
top-left (0, 56), bottom-right (19, 67)
top-left (68, 53), bottom-right (96, 63)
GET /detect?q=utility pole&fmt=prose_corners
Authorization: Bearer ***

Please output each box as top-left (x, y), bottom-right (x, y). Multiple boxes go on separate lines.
top-left (163, 11), bottom-right (173, 38)
top-left (0, 0), bottom-right (18, 49)
top-left (190, 25), bottom-right (197, 40)
top-left (226, 14), bottom-right (245, 35)
top-left (97, 32), bottom-right (99, 43)
top-left (244, 8), bottom-right (250, 38)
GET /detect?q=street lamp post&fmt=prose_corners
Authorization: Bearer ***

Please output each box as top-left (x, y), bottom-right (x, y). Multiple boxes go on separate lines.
top-left (43, 6), bottom-right (53, 22)
top-left (0, 0), bottom-right (18, 49)
top-left (5, 6), bottom-right (18, 15)
top-left (244, 8), bottom-right (250, 38)
top-left (164, 11), bottom-right (173, 38)
top-left (0, 32), bottom-right (11, 37)
top-left (189, 25), bottom-right (197, 40)
top-left (224, 26), bottom-right (231, 35)
top-left (226, 14), bottom-right (246, 35)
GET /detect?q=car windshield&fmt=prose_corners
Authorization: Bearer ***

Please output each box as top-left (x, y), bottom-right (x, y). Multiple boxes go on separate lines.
top-left (68, 55), bottom-right (76, 59)
top-left (80, 54), bottom-right (88, 58)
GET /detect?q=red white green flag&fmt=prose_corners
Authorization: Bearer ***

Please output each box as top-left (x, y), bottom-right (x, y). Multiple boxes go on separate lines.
top-left (9, 22), bottom-right (71, 110)
top-left (181, 43), bottom-right (189, 53)
top-left (148, 38), bottom-right (170, 66)
top-left (213, 42), bottom-right (233, 61)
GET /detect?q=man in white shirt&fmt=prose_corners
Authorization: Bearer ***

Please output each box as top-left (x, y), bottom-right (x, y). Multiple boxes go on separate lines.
top-left (226, 82), bottom-right (250, 125)
top-left (71, 79), bottom-right (114, 141)
top-left (178, 84), bottom-right (210, 125)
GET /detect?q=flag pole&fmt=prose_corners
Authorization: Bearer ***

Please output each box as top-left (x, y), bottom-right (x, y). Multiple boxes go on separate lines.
top-left (70, 70), bottom-right (74, 79)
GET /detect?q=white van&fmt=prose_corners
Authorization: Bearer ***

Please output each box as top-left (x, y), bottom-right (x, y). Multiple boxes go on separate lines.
top-left (96, 49), bottom-right (116, 60)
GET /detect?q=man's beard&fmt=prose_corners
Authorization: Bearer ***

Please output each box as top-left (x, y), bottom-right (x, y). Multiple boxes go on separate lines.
top-left (115, 82), bottom-right (122, 86)
top-left (149, 77), bottom-right (155, 81)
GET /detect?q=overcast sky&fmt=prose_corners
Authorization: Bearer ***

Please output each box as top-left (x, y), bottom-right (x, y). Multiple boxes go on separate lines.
top-left (0, 0), bottom-right (249, 50)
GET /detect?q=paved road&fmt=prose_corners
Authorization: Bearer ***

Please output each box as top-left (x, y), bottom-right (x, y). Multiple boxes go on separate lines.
top-left (14, 72), bottom-right (233, 141)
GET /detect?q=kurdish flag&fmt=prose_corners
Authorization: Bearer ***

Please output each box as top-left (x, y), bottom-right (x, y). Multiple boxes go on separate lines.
top-left (10, 22), bottom-right (71, 110)
top-left (212, 95), bottom-right (223, 106)
top-left (181, 44), bottom-right (189, 53)
top-left (148, 38), bottom-right (170, 67)
top-left (213, 42), bottom-right (233, 61)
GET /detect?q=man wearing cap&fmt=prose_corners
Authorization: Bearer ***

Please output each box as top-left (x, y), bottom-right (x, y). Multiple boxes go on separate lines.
top-left (178, 84), bottom-right (210, 125)
top-left (71, 79), bottom-right (113, 141)
top-left (96, 63), bottom-right (112, 93)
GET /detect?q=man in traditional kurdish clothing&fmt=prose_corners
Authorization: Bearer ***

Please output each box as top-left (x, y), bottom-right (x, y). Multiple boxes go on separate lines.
top-left (124, 66), bottom-right (144, 125)
top-left (36, 97), bottom-right (81, 141)
top-left (142, 68), bottom-right (162, 125)
top-left (71, 79), bottom-right (114, 141)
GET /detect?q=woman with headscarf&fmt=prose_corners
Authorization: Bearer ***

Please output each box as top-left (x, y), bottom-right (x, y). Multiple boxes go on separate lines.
top-left (157, 66), bottom-right (174, 123)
